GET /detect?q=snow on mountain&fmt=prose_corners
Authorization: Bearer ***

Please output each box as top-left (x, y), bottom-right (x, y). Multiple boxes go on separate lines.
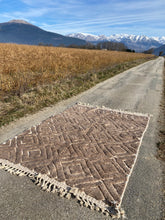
top-left (68, 33), bottom-right (105, 42)
top-left (151, 36), bottom-right (165, 44)
top-left (67, 33), bottom-right (165, 52)
top-left (106, 34), bottom-right (163, 52)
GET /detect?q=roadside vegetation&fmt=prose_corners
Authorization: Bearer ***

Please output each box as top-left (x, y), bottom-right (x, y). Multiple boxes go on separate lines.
top-left (0, 43), bottom-right (154, 127)
top-left (157, 60), bottom-right (165, 161)
top-left (156, 59), bottom-right (165, 220)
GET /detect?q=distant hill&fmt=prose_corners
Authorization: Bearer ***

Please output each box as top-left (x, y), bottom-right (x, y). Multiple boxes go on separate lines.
top-left (0, 20), bottom-right (86, 46)
top-left (144, 44), bottom-right (165, 56)
top-left (153, 44), bottom-right (165, 56)
top-left (67, 33), bottom-right (164, 52)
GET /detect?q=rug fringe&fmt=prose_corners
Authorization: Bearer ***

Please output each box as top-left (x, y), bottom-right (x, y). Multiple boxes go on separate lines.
top-left (0, 159), bottom-right (36, 178)
top-left (0, 159), bottom-right (123, 218)
top-left (76, 102), bottom-right (151, 117)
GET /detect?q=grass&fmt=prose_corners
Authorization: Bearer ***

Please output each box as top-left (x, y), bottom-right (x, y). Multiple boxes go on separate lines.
top-left (0, 43), bottom-right (155, 127)
top-left (157, 59), bottom-right (165, 162)
top-left (156, 59), bottom-right (165, 220)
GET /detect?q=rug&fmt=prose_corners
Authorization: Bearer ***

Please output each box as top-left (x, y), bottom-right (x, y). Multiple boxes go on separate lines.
top-left (0, 103), bottom-right (150, 218)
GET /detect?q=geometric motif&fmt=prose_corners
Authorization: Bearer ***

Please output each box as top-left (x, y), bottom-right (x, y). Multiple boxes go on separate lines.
top-left (0, 104), bottom-right (149, 217)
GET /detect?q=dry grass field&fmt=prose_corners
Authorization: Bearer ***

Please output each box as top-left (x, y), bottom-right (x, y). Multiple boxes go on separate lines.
top-left (0, 43), bottom-right (153, 94)
top-left (0, 43), bottom-right (154, 126)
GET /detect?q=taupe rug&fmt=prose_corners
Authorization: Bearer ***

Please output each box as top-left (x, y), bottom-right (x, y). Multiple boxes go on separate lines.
top-left (0, 103), bottom-right (150, 218)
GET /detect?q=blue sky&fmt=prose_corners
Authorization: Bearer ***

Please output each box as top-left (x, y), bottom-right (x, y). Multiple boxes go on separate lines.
top-left (0, 0), bottom-right (164, 37)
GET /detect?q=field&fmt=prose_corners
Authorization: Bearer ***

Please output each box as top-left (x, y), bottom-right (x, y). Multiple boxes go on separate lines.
top-left (0, 43), bottom-right (154, 126)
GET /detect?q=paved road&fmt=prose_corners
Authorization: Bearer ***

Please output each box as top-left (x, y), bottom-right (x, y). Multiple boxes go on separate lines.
top-left (0, 57), bottom-right (164, 220)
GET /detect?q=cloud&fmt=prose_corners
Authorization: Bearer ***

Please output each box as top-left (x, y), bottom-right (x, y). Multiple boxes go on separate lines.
top-left (0, 0), bottom-right (164, 36)
top-left (20, 0), bottom-right (83, 9)
top-left (14, 8), bottom-right (51, 18)
top-left (6, 0), bottom-right (165, 22)
top-left (39, 10), bottom-right (164, 32)
top-left (1, 7), bottom-right (52, 20)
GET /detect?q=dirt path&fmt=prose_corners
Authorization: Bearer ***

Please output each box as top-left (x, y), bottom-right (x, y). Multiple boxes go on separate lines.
top-left (0, 57), bottom-right (164, 220)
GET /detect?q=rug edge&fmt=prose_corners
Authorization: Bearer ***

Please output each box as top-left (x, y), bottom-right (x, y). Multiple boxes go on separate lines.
top-left (0, 158), bottom-right (122, 218)
top-left (118, 114), bottom-right (151, 206)
top-left (77, 102), bottom-right (151, 117)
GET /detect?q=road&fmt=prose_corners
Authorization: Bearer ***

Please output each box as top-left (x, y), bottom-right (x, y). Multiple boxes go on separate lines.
top-left (0, 57), bottom-right (164, 220)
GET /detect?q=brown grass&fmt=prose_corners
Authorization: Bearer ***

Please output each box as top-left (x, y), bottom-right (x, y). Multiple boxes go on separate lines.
top-left (157, 60), bottom-right (165, 161)
top-left (0, 43), bottom-right (154, 126)
top-left (156, 59), bottom-right (165, 220)
top-left (0, 43), bottom-right (153, 95)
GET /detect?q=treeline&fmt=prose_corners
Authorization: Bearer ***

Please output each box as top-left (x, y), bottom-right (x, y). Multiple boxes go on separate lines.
top-left (38, 41), bottom-right (135, 52)
top-left (67, 42), bottom-right (135, 52)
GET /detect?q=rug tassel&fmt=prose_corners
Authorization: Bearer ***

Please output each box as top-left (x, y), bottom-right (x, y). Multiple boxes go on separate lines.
top-left (52, 185), bottom-right (58, 193)
top-left (96, 206), bottom-right (100, 212)
top-left (89, 204), bottom-right (94, 210)
top-left (0, 160), bottom-right (122, 219)
top-left (46, 183), bottom-right (53, 192)
top-left (42, 182), bottom-right (49, 191)
top-left (36, 177), bottom-right (43, 186)
top-left (66, 192), bottom-right (72, 199)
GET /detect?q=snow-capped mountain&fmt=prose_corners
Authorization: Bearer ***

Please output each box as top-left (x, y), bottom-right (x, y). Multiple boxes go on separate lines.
top-left (68, 33), bottom-right (108, 42)
top-left (67, 33), bottom-right (165, 52)
top-left (151, 36), bottom-right (165, 44)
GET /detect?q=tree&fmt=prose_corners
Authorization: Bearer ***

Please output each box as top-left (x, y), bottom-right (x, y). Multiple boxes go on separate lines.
top-left (159, 51), bottom-right (163, 56)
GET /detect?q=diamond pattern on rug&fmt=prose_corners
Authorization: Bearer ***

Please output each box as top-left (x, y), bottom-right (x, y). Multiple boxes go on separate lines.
top-left (0, 104), bottom-right (149, 213)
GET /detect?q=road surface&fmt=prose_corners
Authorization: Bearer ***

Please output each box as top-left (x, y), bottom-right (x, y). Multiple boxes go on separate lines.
top-left (0, 57), bottom-right (164, 220)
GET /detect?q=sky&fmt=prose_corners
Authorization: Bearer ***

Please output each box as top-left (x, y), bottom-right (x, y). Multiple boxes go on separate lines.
top-left (0, 0), bottom-right (165, 37)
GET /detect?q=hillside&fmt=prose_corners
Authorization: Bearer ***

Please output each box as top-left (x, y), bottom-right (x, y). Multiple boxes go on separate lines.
top-left (0, 20), bottom-right (86, 46)
top-left (153, 45), bottom-right (165, 56)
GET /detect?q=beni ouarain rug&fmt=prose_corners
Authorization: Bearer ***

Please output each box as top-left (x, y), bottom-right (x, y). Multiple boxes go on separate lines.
top-left (0, 103), bottom-right (150, 218)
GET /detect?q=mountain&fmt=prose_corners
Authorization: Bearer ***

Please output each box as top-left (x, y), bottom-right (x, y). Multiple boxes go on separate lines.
top-left (151, 36), bottom-right (165, 44)
top-left (153, 44), bottom-right (165, 56)
top-left (106, 34), bottom-right (164, 52)
top-left (68, 33), bottom-right (107, 42)
top-left (67, 33), bottom-right (165, 52)
top-left (0, 20), bottom-right (86, 46)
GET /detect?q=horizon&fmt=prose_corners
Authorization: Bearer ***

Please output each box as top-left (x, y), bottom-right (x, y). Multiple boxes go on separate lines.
top-left (0, 0), bottom-right (165, 37)
top-left (66, 32), bottom-right (165, 38)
